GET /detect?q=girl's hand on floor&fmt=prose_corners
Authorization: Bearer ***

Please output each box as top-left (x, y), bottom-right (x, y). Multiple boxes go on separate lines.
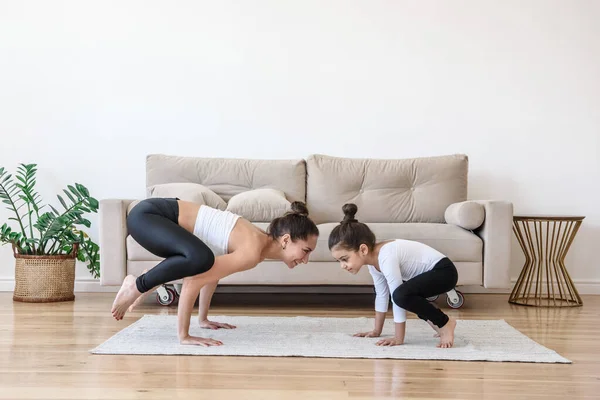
top-left (200, 320), bottom-right (237, 330)
top-left (180, 335), bottom-right (223, 346)
top-left (353, 331), bottom-right (381, 338)
top-left (375, 338), bottom-right (404, 346)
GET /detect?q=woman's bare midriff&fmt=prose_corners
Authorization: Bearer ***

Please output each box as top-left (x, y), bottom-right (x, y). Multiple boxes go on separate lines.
top-left (177, 200), bottom-right (201, 233)
top-left (176, 200), bottom-right (265, 254)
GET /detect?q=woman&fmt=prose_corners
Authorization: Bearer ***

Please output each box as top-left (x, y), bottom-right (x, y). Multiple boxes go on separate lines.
top-left (111, 197), bottom-right (319, 346)
top-left (328, 203), bottom-right (458, 348)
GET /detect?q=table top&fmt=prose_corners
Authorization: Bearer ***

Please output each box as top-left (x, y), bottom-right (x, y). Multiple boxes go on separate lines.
top-left (513, 215), bottom-right (585, 221)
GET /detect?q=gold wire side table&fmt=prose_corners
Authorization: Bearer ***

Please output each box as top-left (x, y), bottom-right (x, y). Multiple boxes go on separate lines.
top-left (509, 215), bottom-right (584, 307)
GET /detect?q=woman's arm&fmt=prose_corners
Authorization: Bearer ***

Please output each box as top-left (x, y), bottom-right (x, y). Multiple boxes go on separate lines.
top-left (191, 251), bottom-right (259, 284)
top-left (198, 280), bottom-right (218, 322)
top-left (176, 250), bottom-right (259, 344)
top-left (177, 276), bottom-right (219, 345)
top-left (197, 280), bottom-right (236, 329)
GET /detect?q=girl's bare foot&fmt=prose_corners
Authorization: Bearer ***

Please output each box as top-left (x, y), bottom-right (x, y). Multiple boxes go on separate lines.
top-left (427, 320), bottom-right (441, 338)
top-left (128, 269), bottom-right (153, 312)
top-left (111, 275), bottom-right (141, 320)
top-left (437, 317), bottom-right (456, 348)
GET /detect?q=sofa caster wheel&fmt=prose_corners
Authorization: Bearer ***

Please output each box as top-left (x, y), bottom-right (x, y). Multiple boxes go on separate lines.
top-left (427, 295), bottom-right (439, 302)
top-left (156, 286), bottom-right (176, 306)
top-left (446, 290), bottom-right (464, 309)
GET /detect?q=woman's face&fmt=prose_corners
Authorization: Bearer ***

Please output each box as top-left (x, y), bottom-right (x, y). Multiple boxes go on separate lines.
top-left (281, 234), bottom-right (318, 269)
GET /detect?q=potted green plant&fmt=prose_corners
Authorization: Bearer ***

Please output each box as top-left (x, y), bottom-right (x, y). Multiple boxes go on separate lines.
top-left (0, 163), bottom-right (100, 302)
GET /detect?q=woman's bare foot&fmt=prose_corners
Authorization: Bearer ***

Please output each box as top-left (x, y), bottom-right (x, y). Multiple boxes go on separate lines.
top-left (427, 320), bottom-right (441, 338)
top-left (111, 275), bottom-right (142, 320)
top-left (437, 317), bottom-right (456, 348)
top-left (128, 269), bottom-right (153, 313)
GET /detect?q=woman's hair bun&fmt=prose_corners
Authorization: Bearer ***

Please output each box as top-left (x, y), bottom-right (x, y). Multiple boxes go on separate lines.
top-left (290, 201), bottom-right (309, 217)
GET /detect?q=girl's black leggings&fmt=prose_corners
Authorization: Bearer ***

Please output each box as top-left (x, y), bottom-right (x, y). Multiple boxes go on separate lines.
top-left (126, 198), bottom-right (215, 293)
top-left (391, 257), bottom-right (459, 328)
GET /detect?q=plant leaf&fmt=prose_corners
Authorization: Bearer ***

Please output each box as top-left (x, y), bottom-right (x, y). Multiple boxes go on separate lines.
top-left (57, 194), bottom-right (68, 210)
top-left (75, 183), bottom-right (90, 197)
top-left (63, 189), bottom-right (76, 204)
top-left (68, 185), bottom-right (81, 199)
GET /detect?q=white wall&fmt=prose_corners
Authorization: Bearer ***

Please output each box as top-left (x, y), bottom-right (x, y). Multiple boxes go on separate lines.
top-left (1, 1), bottom-right (599, 292)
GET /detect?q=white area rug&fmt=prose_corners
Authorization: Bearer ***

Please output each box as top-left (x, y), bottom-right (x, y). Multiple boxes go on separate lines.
top-left (91, 315), bottom-right (570, 363)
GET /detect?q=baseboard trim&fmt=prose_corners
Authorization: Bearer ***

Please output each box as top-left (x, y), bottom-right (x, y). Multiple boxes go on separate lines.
top-left (1, 278), bottom-right (599, 294)
top-left (0, 278), bottom-right (118, 293)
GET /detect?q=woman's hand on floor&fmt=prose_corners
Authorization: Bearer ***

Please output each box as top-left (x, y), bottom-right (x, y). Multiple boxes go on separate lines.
top-left (180, 335), bottom-right (223, 346)
top-left (200, 320), bottom-right (237, 330)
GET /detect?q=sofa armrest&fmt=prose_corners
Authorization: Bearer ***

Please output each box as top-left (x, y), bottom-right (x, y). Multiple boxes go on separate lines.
top-left (99, 199), bottom-right (136, 286)
top-left (472, 200), bottom-right (514, 289)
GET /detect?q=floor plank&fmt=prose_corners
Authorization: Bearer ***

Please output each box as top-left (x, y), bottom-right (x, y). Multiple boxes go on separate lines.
top-left (0, 292), bottom-right (599, 400)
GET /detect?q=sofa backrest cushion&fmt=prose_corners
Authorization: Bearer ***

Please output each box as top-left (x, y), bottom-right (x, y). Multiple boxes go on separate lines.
top-left (146, 154), bottom-right (306, 203)
top-left (306, 154), bottom-right (468, 224)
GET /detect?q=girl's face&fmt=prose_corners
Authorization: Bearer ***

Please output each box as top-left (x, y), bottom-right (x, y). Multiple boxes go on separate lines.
top-left (331, 244), bottom-right (369, 274)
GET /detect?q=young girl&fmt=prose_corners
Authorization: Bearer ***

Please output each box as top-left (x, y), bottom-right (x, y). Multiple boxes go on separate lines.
top-left (328, 203), bottom-right (458, 348)
top-left (111, 198), bottom-right (319, 347)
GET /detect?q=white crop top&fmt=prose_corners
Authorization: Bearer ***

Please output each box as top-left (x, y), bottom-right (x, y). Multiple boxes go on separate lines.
top-left (193, 205), bottom-right (241, 257)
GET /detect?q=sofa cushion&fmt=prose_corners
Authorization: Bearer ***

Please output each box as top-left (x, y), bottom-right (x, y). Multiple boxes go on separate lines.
top-left (127, 235), bottom-right (160, 261)
top-left (148, 182), bottom-right (227, 210)
top-left (127, 259), bottom-right (482, 286)
top-left (311, 222), bottom-right (482, 263)
top-left (226, 188), bottom-right (291, 222)
top-left (306, 154), bottom-right (468, 224)
top-left (127, 200), bottom-right (142, 214)
top-left (445, 201), bottom-right (485, 230)
top-left (127, 221), bottom-right (482, 265)
top-left (146, 154), bottom-right (306, 203)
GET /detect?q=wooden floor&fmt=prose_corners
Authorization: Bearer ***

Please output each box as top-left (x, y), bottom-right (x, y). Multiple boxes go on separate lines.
top-left (0, 292), bottom-right (599, 400)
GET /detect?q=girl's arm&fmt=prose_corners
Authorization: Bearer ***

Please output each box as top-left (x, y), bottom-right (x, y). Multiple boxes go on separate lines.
top-left (374, 311), bottom-right (386, 334)
top-left (375, 322), bottom-right (406, 346)
top-left (354, 267), bottom-right (390, 337)
top-left (353, 311), bottom-right (386, 337)
top-left (394, 322), bottom-right (406, 342)
top-left (373, 246), bottom-right (407, 346)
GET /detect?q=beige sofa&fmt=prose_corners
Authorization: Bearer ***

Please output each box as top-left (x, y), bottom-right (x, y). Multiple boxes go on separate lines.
top-left (99, 153), bottom-right (513, 294)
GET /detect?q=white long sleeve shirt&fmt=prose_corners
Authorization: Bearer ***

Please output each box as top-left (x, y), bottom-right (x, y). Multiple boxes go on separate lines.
top-left (367, 240), bottom-right (445, 323)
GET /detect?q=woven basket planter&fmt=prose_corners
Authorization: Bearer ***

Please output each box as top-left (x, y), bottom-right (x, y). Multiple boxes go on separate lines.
top-left (12, 243), bottom-right (78, 303)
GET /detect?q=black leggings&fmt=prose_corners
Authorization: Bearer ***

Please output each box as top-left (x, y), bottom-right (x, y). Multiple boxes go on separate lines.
top-left (391, 257), bottom-right (458, 328)
top-left (127, 198), bottom-right (215, 293)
